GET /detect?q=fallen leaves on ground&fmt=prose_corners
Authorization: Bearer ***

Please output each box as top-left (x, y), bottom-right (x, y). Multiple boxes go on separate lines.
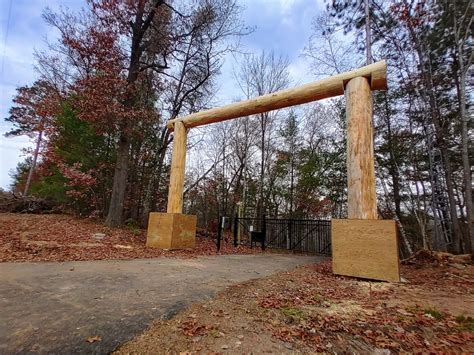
top-left (116, 260), bottom-right (474, 354)
top-left (0, 213), bottom-right (263, 262)
top-left (86, 336), bottom-right (102, 343)
top-left (257, 262), bottom-right (474, 352)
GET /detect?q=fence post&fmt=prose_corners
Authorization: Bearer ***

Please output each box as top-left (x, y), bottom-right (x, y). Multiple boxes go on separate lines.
top-left (233, 213), bottom-right (238, 247)
top-left (262, 214), bottom-right (266, 251)
top-left (217, 216), bottom-right (222, 252)
top-left (288, 219), bottom-right (292, 250)
top-left (328, 220), bottom-right (332, 254)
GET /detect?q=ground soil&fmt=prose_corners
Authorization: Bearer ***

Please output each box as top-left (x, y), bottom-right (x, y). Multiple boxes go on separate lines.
top-left (2, 213), bottom-right (473, 353)
top-left (116, 260), bottom-right (474, 354)
top-left (0, 213), bottom-right (260, 262)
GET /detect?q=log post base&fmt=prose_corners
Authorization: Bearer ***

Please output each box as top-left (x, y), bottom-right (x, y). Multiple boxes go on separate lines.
top-left (331, 219), bottom-right (400, 282)
top-left (146, 213), bottom-right (197, 249)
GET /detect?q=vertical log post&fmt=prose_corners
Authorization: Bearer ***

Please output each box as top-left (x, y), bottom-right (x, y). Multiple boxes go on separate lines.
top-left (167, 121), bottom-right (188, 213)
top-left (345, 76), bottom-right (377, 219)
top-left (332, 75), bottom-right (399, 282)
top-left (147, 120), bottom-right (197, 250)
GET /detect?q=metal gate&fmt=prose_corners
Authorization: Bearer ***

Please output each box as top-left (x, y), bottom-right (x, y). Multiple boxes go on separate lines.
top-left (232, 216), bottom-right (331, 255)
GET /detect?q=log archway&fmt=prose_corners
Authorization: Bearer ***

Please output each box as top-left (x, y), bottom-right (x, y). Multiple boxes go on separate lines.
top-left (146, 60), bottom-right (400, 282)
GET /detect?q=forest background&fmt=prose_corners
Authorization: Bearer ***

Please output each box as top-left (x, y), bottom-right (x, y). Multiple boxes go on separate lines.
top-left (1, 0), bottom-right (472, 255)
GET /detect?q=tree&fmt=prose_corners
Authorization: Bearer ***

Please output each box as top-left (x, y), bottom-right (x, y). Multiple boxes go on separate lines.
top-left (140, 0), bottom-right (248, 226)
top-left (278, 110), bottom-right (299, 217)
top-left (449, 0), bottom-right (473, 252)
top-left (237, 51), bottom-right (291, 217)
top-left (33, 0), bottom-right (247, 226)
top-left (5, 80), bottom-right (58, 196)
top-left (322, 0), bottom-right (473, 254)
top-left (389, 0), bottom-right (465, 253)
top-left (38, 1), bottom-right (172, 225)
top-left (303, 11), bottom-right (358, 76)
top-left (296, 101), bottom-right (347, 218)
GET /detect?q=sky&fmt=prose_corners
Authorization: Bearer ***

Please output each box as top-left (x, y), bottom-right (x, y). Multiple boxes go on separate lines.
top-left (0, 0), bottom-right (325, 190)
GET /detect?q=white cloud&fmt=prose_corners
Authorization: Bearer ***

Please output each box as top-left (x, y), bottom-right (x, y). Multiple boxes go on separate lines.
top-left (288, 55), bottom-right (314, 85)
top-left (0, 135), bottom-right (33, 190)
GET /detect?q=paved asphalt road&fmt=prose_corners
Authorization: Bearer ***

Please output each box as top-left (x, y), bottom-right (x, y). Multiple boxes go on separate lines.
top-left (0, 254), bottom-right (324, 354)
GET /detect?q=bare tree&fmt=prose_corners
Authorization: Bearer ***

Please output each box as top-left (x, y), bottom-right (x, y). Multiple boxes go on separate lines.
top-left (5, 81), bottom-right (57, 196)
top-left (302, 12), bottom-right (359, 76)
top-left (237, 51), bottom-right (290, 217)
top-left (140, 0), bottom-right (248, 226)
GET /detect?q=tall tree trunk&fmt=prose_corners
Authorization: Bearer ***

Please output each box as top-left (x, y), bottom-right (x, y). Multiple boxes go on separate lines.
top-left (409, 25), bottom-right (464, 253)
top-left (415, 175), bottom-right (429, 249)
top-left (258, 113), bottom-right (266, 218)
top-left (364, 0), bottom-right (372, 65)
top-left (222, 129), bottom-right (228, 216)
top-left (458, 60), bottom-right (473, 253)
top-left (23, 130), bottom-right (43, 196)
top-left (140, 129), bottom-right (171, 226)
top-left (127, 141), bottom-right (144, 221)
top-left (384, 93), bottom-right (402, 217)
top-left (453, 3), bottom-right (473, 253)
top-left (106, 134), bottom-right (131, 226)
top-left (289, 151), bottom-right (294, 217)
top-left (439, 148), bottom-right (464, 253)
top-left (105, 1), bottom-right (162, 226)
top-left (425, 59), bottom-right (464, 253)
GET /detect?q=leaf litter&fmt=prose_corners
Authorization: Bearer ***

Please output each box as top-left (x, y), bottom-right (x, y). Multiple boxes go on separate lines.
top-left (116, 260), bottom-right (473, 353)
top-left (0, 213), bottom-right (263, 262)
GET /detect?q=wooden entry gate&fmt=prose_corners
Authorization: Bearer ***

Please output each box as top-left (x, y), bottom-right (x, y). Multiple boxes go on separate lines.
top-left (146, 60), bottom-right (401, 282)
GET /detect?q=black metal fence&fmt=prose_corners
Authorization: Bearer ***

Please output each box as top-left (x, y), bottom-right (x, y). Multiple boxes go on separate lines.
top-left (231, 216), bottom-right (331, 255)
top-left (232, 216), bottom-right (267, 250)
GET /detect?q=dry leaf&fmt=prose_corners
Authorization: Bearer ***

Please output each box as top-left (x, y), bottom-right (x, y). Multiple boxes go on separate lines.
top-left (86, 335), bottom-right (102, 343)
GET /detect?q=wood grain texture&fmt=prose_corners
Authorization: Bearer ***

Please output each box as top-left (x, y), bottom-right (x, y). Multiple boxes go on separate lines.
top-left (370, 63), bottom-right (388, 90)
top-left (345, 77), bottom-right (377, 219)
top-left (146, 212), bottom-right (197, 249)
top-left (167, 61), bottom-right (387, 131)
top-left (167, 121), bottom-right (187, 213)
top-left (331, 219), bottom-right (400, 282)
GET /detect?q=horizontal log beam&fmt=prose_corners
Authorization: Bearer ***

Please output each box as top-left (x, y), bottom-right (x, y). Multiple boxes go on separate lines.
top-left (167, 60), bottom-right (387, 131)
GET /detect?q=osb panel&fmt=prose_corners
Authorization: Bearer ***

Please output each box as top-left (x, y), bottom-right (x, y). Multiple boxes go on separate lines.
top-left (331, 219), bottom-right (400, 282)
top-left (171, 214), bottom-right (197, 249)
top-left (146, 213), bottom-right (173, 249)
top-left (146, 213), bottom-right (196, 250)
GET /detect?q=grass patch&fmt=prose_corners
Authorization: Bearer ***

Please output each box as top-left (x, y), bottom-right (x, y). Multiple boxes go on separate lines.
top-left (456, 315), bottom-right (474, 331)
top-left (210, 329), bottom-right (222, 338)
top-left (125, 219), bottom-right (141, 236)
top-left (424, 308), bottom-right (444, 320)
top-left (281, 307), bottom-right (306, 322)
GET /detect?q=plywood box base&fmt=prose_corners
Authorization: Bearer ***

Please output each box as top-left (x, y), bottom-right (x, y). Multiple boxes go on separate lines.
top-left (146, 213), bottom-right (197, 249)
top-left (331, 219), bottom-right (400, 282)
